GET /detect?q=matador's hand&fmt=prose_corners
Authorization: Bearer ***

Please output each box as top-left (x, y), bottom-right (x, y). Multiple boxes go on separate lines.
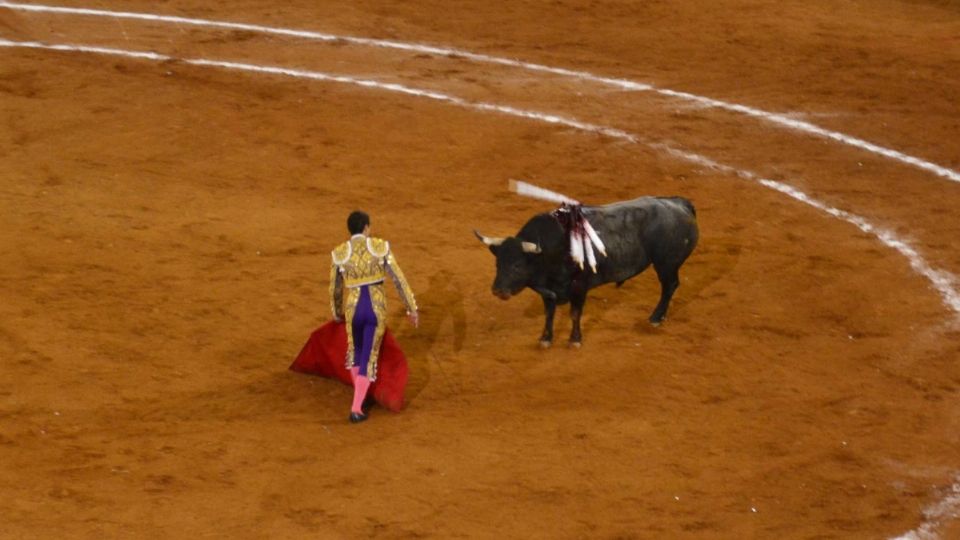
top-left (408, 311), bottom-right (419, 328)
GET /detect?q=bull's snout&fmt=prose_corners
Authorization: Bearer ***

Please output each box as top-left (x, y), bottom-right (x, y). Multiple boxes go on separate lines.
top-left (492, 287), bottom-right (512, 300)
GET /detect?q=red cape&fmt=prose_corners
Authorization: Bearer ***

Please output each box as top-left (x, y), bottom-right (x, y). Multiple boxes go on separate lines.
top-left (289, 321), bottom-right (408, 412)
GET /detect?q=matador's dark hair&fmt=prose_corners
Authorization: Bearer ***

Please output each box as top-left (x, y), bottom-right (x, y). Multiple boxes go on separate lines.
top-left (347, 211), bottom-right (370, 235)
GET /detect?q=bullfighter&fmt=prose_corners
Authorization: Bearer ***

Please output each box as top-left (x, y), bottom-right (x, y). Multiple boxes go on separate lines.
top-left (330, 210), bottom-right (419, 423)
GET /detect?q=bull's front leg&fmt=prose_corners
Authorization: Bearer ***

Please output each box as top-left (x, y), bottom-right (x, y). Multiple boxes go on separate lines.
top-left (569, 287), bottom-right (587, 348)
top-left (538, 293), bottom-right (557, 348)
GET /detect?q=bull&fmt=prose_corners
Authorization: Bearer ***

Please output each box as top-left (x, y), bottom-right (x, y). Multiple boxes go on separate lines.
top-left (475, 196), bottom-right (698, 347)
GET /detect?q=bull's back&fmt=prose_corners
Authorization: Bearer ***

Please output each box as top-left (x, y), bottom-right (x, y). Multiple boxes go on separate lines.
top-left (585, 197), bottom-right (698, 283)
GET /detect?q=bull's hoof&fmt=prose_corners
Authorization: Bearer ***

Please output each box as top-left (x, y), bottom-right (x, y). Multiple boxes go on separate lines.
top-left (649, 317), bottom-right (664, 327)
top-left (568, 341), bottom-right (582, 349)
top-left (539, 340), bottom-right (553, 349)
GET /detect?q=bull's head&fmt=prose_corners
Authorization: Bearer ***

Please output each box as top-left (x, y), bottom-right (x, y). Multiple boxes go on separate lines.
top-left (474, 230), bottom-right (541, 300)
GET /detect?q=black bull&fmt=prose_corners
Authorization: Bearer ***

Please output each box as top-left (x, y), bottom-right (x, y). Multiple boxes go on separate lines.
top-left (475, 196), bottom-right (699, 347)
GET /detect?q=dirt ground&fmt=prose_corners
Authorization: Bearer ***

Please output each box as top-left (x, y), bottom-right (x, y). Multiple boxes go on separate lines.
top-left (1, 0), bottom-right (959, 538)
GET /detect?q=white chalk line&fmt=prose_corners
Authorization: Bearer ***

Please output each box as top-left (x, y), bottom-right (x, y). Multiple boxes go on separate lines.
top-left (0, 1), bottom-right (958, 184)
top-left (2, 37), bottom-right (958, 321)
top-left (891, 476), bottom-right (960, 540)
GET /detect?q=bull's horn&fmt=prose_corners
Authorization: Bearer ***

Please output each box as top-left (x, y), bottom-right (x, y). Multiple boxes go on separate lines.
top-left (521, 241), bottom-right (542, 254)
top-left (474, 230), bottom-right (505, 246)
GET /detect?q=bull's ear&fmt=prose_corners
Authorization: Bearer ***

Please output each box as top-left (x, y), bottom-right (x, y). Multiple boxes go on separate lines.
top-left (474, 230), bottom-right (505, 255)
top-left (521, 241), bottom-right (542, 254)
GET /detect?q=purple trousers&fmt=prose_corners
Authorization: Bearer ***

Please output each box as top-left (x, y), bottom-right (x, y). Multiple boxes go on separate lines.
top-left (351, 285), bottom-right (379, 377)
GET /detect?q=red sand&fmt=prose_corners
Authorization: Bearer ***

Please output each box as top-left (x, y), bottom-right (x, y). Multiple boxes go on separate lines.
top-left (1, 1), bottom-right (959, 537)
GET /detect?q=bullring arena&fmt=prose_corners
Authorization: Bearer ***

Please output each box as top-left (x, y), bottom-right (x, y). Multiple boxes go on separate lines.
top-left (1, 0), bottom-right (959, 538)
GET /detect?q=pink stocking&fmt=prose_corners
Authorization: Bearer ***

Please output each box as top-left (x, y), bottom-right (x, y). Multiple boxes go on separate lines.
top-left (351, 375), bottom-right (371, 414)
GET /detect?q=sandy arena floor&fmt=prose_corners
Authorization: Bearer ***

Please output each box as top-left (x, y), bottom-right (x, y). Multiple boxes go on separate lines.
top-left (1, 0), bottom-right (959, 538)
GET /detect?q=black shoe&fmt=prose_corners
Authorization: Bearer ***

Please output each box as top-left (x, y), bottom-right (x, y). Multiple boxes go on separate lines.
top-left (349, 411), bottom-right (368, 424)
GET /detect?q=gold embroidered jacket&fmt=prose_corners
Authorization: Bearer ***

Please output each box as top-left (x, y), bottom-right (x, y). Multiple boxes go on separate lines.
top-left (330, 234), bottom-right (417, 320)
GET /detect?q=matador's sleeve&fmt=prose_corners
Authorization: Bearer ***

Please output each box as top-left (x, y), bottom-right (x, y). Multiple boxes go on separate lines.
top-left (330, 242), bottom-right (350, 320)
top-left (329, 261), bottom-right (344, 320)
top-left (384, 248), bottom-right (418, 314)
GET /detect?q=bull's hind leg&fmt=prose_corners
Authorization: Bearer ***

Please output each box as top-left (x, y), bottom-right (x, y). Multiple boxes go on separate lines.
top-left (649, 264), bottom-right (680, 326)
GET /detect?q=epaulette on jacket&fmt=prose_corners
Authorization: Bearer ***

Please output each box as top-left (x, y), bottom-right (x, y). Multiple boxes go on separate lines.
top-left (366, 237), bottom-right (390, 258)
top-left (332, 241), bottom-right (352, 266)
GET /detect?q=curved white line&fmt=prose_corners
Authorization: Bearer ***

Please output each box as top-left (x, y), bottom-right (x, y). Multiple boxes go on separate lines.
top-left (2, 37), bottom-right (957, 317)
top-left (1, 1), bottom-right (958, 184)
top-left (891, 476), bottom-right (960, 540)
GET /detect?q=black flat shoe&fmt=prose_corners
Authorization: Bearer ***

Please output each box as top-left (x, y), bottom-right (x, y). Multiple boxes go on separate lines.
top-left (349, 412), bottom-right (368, 424)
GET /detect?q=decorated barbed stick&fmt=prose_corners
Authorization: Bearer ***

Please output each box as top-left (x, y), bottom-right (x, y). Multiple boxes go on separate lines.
top-left (584, 233), bottom-right (598, 273)
top-left (570, 230), bottom-right (585, 270)
top-left (509, 179), bottom-right (581, 205)
top-left (581, 218), bottom-right (607, 256)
